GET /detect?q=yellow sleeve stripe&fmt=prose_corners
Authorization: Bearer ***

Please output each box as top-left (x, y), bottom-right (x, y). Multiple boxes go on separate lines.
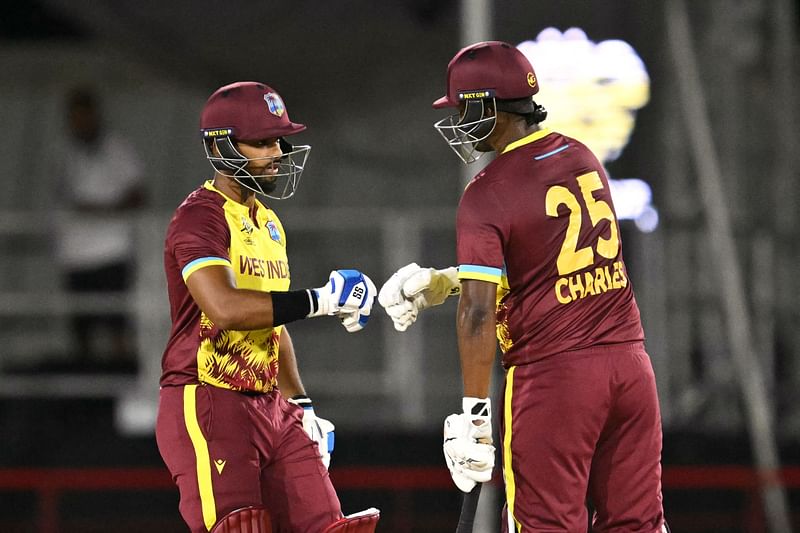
top-left (183, 385), bottom-right (217, 530)
top-left (182, 257), bottom-right (231, 281)
top-left (503, 366), bottom-right (522, 532)
top-left (458, 264), bottom-right (502, 284)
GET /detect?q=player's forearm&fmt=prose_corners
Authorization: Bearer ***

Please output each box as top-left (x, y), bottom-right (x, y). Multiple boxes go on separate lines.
top-left (201, 287), bottom-right (309, 331)
top-left (456, 295), bottom-right (497, 398)
top-left (186, 266), bottom-right (375, 333)
top-left (459, 353), bottom-right (495, 398)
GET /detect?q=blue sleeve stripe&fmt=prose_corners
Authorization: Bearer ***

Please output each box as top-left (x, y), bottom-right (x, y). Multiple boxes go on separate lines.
top-left (181, 256), bottom-right (231, 280)
top-left (459, 264), bottom-right (503, 277)
top-left (533, 144), bottom-right (570, 160)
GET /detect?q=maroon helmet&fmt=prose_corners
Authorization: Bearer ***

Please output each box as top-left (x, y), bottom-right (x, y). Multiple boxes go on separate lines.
top-left (200, 81), bottom-right (310, 199)
top-left (433, 41), bottom-right (539, 109)
top-left (433, 41), bottom-right (545, 163)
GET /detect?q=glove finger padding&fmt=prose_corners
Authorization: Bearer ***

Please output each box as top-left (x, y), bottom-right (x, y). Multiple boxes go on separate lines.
top-left (340, 307), bottom-right (369, 332)
top-left (443, 411), bottom-right (495, 493)
top-left (383, 299), bottom-right (418, 332)
top-left (378, 265), bottom-right (423, 332)
top-left (338, 274), bottom-right (376, 332)
top-left (378, 262), bottom-right (421, 308)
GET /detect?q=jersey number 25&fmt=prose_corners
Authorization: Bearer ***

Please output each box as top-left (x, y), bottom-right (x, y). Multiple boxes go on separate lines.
top-left (545, 171), bottom-right (620, 276)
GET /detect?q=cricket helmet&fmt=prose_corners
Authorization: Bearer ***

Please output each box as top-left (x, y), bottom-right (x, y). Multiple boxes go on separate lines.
top-left (200, 81), bottom-right (310, 200)
top-left (433, 41), bottom-right (545, 163)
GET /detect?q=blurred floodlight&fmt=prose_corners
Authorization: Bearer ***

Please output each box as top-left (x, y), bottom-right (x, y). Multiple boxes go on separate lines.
top-left (518, 27), bottom-right (657, 231)
top-left (608, 178), bottom-right (659, 232)
top-left (518, 27), bottom-right (650, 164)
top-left (634, 205), bottom-right (660, 233)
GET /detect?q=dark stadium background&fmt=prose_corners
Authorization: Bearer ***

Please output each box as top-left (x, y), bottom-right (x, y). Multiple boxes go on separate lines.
top-left (1, 1), bottom-right (798, 531)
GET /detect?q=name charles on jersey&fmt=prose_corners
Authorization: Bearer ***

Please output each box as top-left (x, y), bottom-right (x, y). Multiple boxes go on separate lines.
top-left (554, 261), bottom-right (628, 304)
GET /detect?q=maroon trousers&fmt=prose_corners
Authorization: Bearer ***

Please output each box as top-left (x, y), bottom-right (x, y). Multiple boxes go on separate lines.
top-left (156, 384), bottom-right (341, 533)
top-left (501, 342), bottom-right (665, 532)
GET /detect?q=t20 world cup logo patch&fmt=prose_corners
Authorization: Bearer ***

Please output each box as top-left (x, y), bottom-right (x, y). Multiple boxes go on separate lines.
top-left (264, 93), bottom-right (285, 117)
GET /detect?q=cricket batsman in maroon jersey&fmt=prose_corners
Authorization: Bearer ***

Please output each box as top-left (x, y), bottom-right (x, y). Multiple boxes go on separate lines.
top-left (157, 81), bottom-right (379, 533)
top-left (379, 42), bottom-right (668, 532)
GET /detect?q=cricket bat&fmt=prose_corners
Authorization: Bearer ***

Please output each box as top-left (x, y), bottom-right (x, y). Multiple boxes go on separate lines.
top-left (455, 483), bottom-right (482, 533)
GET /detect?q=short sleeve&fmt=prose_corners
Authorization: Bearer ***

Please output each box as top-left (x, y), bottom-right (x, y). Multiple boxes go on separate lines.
top-left (456, 180), bottom-right (506, 285)
top-left (166, 201), bottom-right (231, 282)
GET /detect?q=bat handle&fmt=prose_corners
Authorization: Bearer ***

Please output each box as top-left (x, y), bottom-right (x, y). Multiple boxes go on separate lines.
top-left (455, 483), bottom-right (482, 533)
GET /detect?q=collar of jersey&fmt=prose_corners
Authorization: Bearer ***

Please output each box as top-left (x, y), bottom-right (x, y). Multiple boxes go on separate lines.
top-left (501, 128), bottom-right (553, 155)
top-left (204, 180), bottom-right (260, 215)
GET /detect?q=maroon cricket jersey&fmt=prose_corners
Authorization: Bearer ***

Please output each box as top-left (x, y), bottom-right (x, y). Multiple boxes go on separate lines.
top-left (456, 128), bottom-right (644, 367)
top-left (161, 181), bottom-right (290, 392)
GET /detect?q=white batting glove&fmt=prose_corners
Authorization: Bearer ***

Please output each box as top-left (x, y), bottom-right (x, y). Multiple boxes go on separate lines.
top-left (289, 395), bottom-right (335, 469)
top-left (443, 397), bottom-right (495, 493)
top-left (378, 263), bottom-right (460, 332)
top-left (308, 270), bottom-right (376, 332)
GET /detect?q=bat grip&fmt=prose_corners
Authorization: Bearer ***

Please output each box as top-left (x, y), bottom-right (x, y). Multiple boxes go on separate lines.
top-left (455, 483), bottom-right (482, 533)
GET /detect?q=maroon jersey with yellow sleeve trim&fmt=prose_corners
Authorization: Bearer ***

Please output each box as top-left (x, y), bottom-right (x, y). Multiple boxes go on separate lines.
top-left (456, 129), bottom-right (644, 367)
top-left (161, 181), bottom-right (290, 392)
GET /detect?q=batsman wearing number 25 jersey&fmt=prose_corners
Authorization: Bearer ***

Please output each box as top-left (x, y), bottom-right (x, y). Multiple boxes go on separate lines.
top-left (379, 41), bottom-right (666, 532)
top-left (458, 127), bottom-right (663, 532)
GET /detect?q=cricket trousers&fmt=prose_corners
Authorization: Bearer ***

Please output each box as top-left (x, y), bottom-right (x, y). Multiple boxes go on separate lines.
top-left (156, 384), bottom-right (342, 533)
top-left (500, 341), bottom-right (666, 533)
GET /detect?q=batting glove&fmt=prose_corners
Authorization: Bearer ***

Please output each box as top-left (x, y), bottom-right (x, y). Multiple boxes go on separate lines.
top-left (443, 397), bottom-right (494, 493)
top-left (308, 270), bottom-right (377, 332)
top-left (289, 395), bottom-right (335, 469)
top-left (378, 263), bottom-right (460, 332)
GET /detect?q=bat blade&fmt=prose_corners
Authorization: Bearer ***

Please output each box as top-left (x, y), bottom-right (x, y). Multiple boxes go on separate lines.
top-left (455, 484), bottom-right (482, 533)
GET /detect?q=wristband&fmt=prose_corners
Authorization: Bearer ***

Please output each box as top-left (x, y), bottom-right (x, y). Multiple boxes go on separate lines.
top-left (271, 290), bottom-right (313, 326)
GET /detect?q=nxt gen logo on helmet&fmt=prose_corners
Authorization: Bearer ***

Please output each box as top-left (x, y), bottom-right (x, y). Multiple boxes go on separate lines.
top-left (264, 92), bottom-right (285, 117)
top-left (458, 89), bottom-right (495, 101)
top-left (202, 128), bottom-right (234, 138)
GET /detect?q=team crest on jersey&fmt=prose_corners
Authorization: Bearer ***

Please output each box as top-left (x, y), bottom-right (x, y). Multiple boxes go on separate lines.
top-left (240, 215), bottom-right (255, 245)
top-left (266, 220), bottom-right (282, 243)
top-left (264, 93), bottom-right (285, 117)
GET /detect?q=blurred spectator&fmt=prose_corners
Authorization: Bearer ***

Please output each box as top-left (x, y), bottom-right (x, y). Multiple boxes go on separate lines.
top-left (54, 86), bottom-right (146, 371)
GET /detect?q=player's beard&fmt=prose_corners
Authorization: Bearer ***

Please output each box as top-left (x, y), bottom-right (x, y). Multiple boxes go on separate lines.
top-left (238, 162), bottom-right (279, 195)
top-left (237, 175), bottom-right (277, 196)
top-left (254, 175), bottom-right (278, 195)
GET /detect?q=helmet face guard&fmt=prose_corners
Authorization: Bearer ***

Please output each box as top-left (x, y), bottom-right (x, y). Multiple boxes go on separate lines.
top-left (433, 98), bottom-right (496, 164)
top-left (204, 135), bottom-right (311, 200)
